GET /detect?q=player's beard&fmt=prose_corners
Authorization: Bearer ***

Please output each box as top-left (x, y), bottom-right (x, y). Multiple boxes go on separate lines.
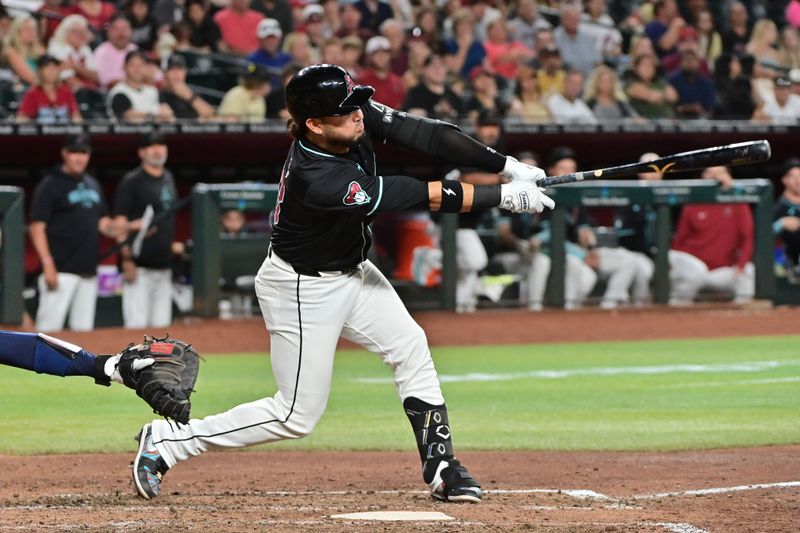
top-left (324, 128), bottom-right (365, 150)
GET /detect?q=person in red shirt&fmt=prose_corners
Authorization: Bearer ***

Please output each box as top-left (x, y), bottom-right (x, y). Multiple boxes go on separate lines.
top-left (18, 55), bottom-right (82, 124)
top-left (213, 0), bottom-right (265, 55)
top-left (358, 36), bottom-right (405, 109)
top-left (669, 166), bottom-right (754, 304)
top-left (66, 0), bottom-right (116, 38)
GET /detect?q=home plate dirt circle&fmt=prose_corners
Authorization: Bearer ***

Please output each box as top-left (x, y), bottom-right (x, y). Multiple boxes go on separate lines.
top-left (331, 511), bottom-right (454, 521)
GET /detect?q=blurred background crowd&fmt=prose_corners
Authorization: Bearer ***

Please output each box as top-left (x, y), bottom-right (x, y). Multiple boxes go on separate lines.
top-left (1, 0), bottom-right (800, 124)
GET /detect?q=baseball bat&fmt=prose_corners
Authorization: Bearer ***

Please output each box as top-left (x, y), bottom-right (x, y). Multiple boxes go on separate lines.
top-left (537, 140), bottom-right (771, 187)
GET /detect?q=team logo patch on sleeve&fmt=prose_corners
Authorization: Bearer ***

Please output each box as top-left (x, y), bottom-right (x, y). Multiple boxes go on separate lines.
top-left (343, 181), bottom-right (372, 206)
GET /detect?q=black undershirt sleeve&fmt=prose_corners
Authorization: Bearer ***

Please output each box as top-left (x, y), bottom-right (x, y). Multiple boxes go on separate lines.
top-left (364, 101), bottom-right (507, 174)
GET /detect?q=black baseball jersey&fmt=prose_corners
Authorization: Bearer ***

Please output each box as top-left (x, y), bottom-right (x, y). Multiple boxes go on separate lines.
top-left (29, 168), bottom-right (108, 275)
top-left (114, 166), bottom-right (177, 269)
top-left (270, 101), bottom-right (432, 271)
top-left (775, 196), bottom-right (800, 265)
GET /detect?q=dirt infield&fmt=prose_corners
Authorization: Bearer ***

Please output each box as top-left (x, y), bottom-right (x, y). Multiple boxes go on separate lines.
top-left (3, 306), bottom-right (799, 532)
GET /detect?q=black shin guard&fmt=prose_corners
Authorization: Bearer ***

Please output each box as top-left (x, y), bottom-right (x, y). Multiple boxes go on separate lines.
top-left (403, 397), bottom-right (454, 482)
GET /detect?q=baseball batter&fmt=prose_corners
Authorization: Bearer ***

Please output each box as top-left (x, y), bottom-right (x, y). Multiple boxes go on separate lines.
top-left (132, 64), bottom-right (555, 503)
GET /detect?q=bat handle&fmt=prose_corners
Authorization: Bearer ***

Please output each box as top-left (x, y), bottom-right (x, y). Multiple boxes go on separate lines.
top-left (537, 172), bottom-right (584, 187)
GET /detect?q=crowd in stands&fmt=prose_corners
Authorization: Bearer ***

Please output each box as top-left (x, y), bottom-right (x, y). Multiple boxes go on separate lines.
top-left (0, 0), bottom-right (800, 123)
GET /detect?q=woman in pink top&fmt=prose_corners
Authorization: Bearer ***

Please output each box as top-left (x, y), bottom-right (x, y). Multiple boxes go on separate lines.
top-left (482, 18), bottom-right (534, 80)
top-left (787, 0), bottom-right (800, 30)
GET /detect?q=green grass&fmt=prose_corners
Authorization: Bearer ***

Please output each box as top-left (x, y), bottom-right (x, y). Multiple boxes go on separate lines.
top-left (1, 335), bottom-right (799, 454)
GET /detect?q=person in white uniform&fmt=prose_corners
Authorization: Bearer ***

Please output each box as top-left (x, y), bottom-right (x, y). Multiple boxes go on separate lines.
top-left (130, 64), bottom-right (555, 503)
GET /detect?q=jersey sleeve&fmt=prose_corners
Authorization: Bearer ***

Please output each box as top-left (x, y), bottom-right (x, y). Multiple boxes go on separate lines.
top-left (301, 160), bottom-right (428, 215)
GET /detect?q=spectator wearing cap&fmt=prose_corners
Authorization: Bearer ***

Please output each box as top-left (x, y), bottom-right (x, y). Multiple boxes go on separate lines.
top-left (247, 18), bottom-right (292, 78)
top-left (509, 65), bottom-right (550, 123)
top-left (185, 0), bottom-right (222, 53)
top-left (94, 14), bottom-right (137, 89)
top-left (107, 50), bottom-right (174, 122)
top-left (761, 76), bottom-right (800, 122)
top-left (775, 158), bottom-right (800, 279)
top-left (29, 134), bottom-right (121, 332)
top-left (2, 14), bottom-right (43, 87)
top-left (65, 0), bottom-right (116, 36)
top-left (379, 18), bottom-right (409, 77)
top-left (667, 48), bottom-right (715, 118)
top-left (251, 0), bottom-right (293, 35)
top-left (483, 18), bottom-right (534, 81)
top-left (18, 55), bottom-right (82, 124)
top-left (553, 3), bottom-right (601, 78)
top-left (624, 54), bottom-right (677, 119)
top-left (214, 0), bottom-right (265, 55)
top-left (536, 44), bottom-right (566, 97)
top-left (402, 53), bottom-right (463, 119)
top-left (47, 14), bottom-right (98, 90)
top-left (359, 36), bottom-right (405, 109)
top-left (160, 55), bottom-right (215, 119)
top-left (644, 0), bottom-right (686, 57)
top-left (218, 64), bottom-right (269, 122)
top-left (791, 68), bottom-right (800, 96)
top-left (662, 27), bottom-right (710, 76)
top-left (115, 132), bottom-right (180, 329)
top-left (443, 8), bottom-right (486, 80)
top-left (125, 0), bottom-right (159, 52)
top-left (464, 66), bottom-right (505, 119)
top-left (546, 70), bottom-right (597, 124)
top-left (508, 0), bottom-right (551, 51)
top-left (353, 0), bottom-right (394, 35)
top-left (301, 4), bottom-right (327, 52)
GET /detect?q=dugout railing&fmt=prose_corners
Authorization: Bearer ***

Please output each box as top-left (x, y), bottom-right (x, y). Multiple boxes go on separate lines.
top-left (0, 186), bottom-right (24, 324)
top-left (543, 179), bottom-right (775, 306)
top-left (192, 180), bottom-right (775, 315)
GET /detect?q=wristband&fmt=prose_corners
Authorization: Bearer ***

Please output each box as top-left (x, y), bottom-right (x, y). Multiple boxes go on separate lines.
top-left (438, 180), bottom-right (464, 213)
top-left (472, 184), bottom-right (501, 209)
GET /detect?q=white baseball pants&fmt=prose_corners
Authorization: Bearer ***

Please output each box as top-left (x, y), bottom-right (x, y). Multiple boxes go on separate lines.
top-left (151, 251), bottom-right (444, 468)
top-left (668, 250), bottom-right (755, 304)
top-left (123, 267), bottom-right (173, 329)
top-left (455, 229), bottom-right (488, 313)
top-left (496, 252), bottom-right (597, 310)
top-left (36, 273), bottom-right (97, 332)
top-left (595, 247), bottom-right (654, 308)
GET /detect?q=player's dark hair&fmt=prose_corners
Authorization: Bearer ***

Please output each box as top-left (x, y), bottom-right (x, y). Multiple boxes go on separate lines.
top-left (287, 117), bottom-right (308, 139)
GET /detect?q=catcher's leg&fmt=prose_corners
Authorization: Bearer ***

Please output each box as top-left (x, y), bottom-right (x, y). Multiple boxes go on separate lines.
top-left (340, 261), bottom-right (482, 502)
top-left (143, 253), bottom-right (361, 498)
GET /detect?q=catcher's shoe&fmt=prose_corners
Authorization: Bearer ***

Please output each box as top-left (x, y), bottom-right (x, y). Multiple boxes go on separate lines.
top-left (425, 457), bottom-right (483, 503)
top-left (132, 423), bottom-right (169, 500)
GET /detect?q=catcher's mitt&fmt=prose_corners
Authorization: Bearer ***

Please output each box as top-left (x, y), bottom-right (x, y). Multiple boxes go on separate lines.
top-left (118, 335), bottom-right (200, 424)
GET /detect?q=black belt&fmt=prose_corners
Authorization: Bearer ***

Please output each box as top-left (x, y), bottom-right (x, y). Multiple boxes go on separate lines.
top-left (268, 248), bottom-right (358, 277)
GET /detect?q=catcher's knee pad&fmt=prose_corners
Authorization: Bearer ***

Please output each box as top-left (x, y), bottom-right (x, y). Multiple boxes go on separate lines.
top-left (403, 397), bottom-right (454, 471)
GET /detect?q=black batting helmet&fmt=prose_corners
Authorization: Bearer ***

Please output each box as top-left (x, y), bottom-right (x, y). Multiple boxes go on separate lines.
top-left (285, 64), bottom-right (374, 122)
